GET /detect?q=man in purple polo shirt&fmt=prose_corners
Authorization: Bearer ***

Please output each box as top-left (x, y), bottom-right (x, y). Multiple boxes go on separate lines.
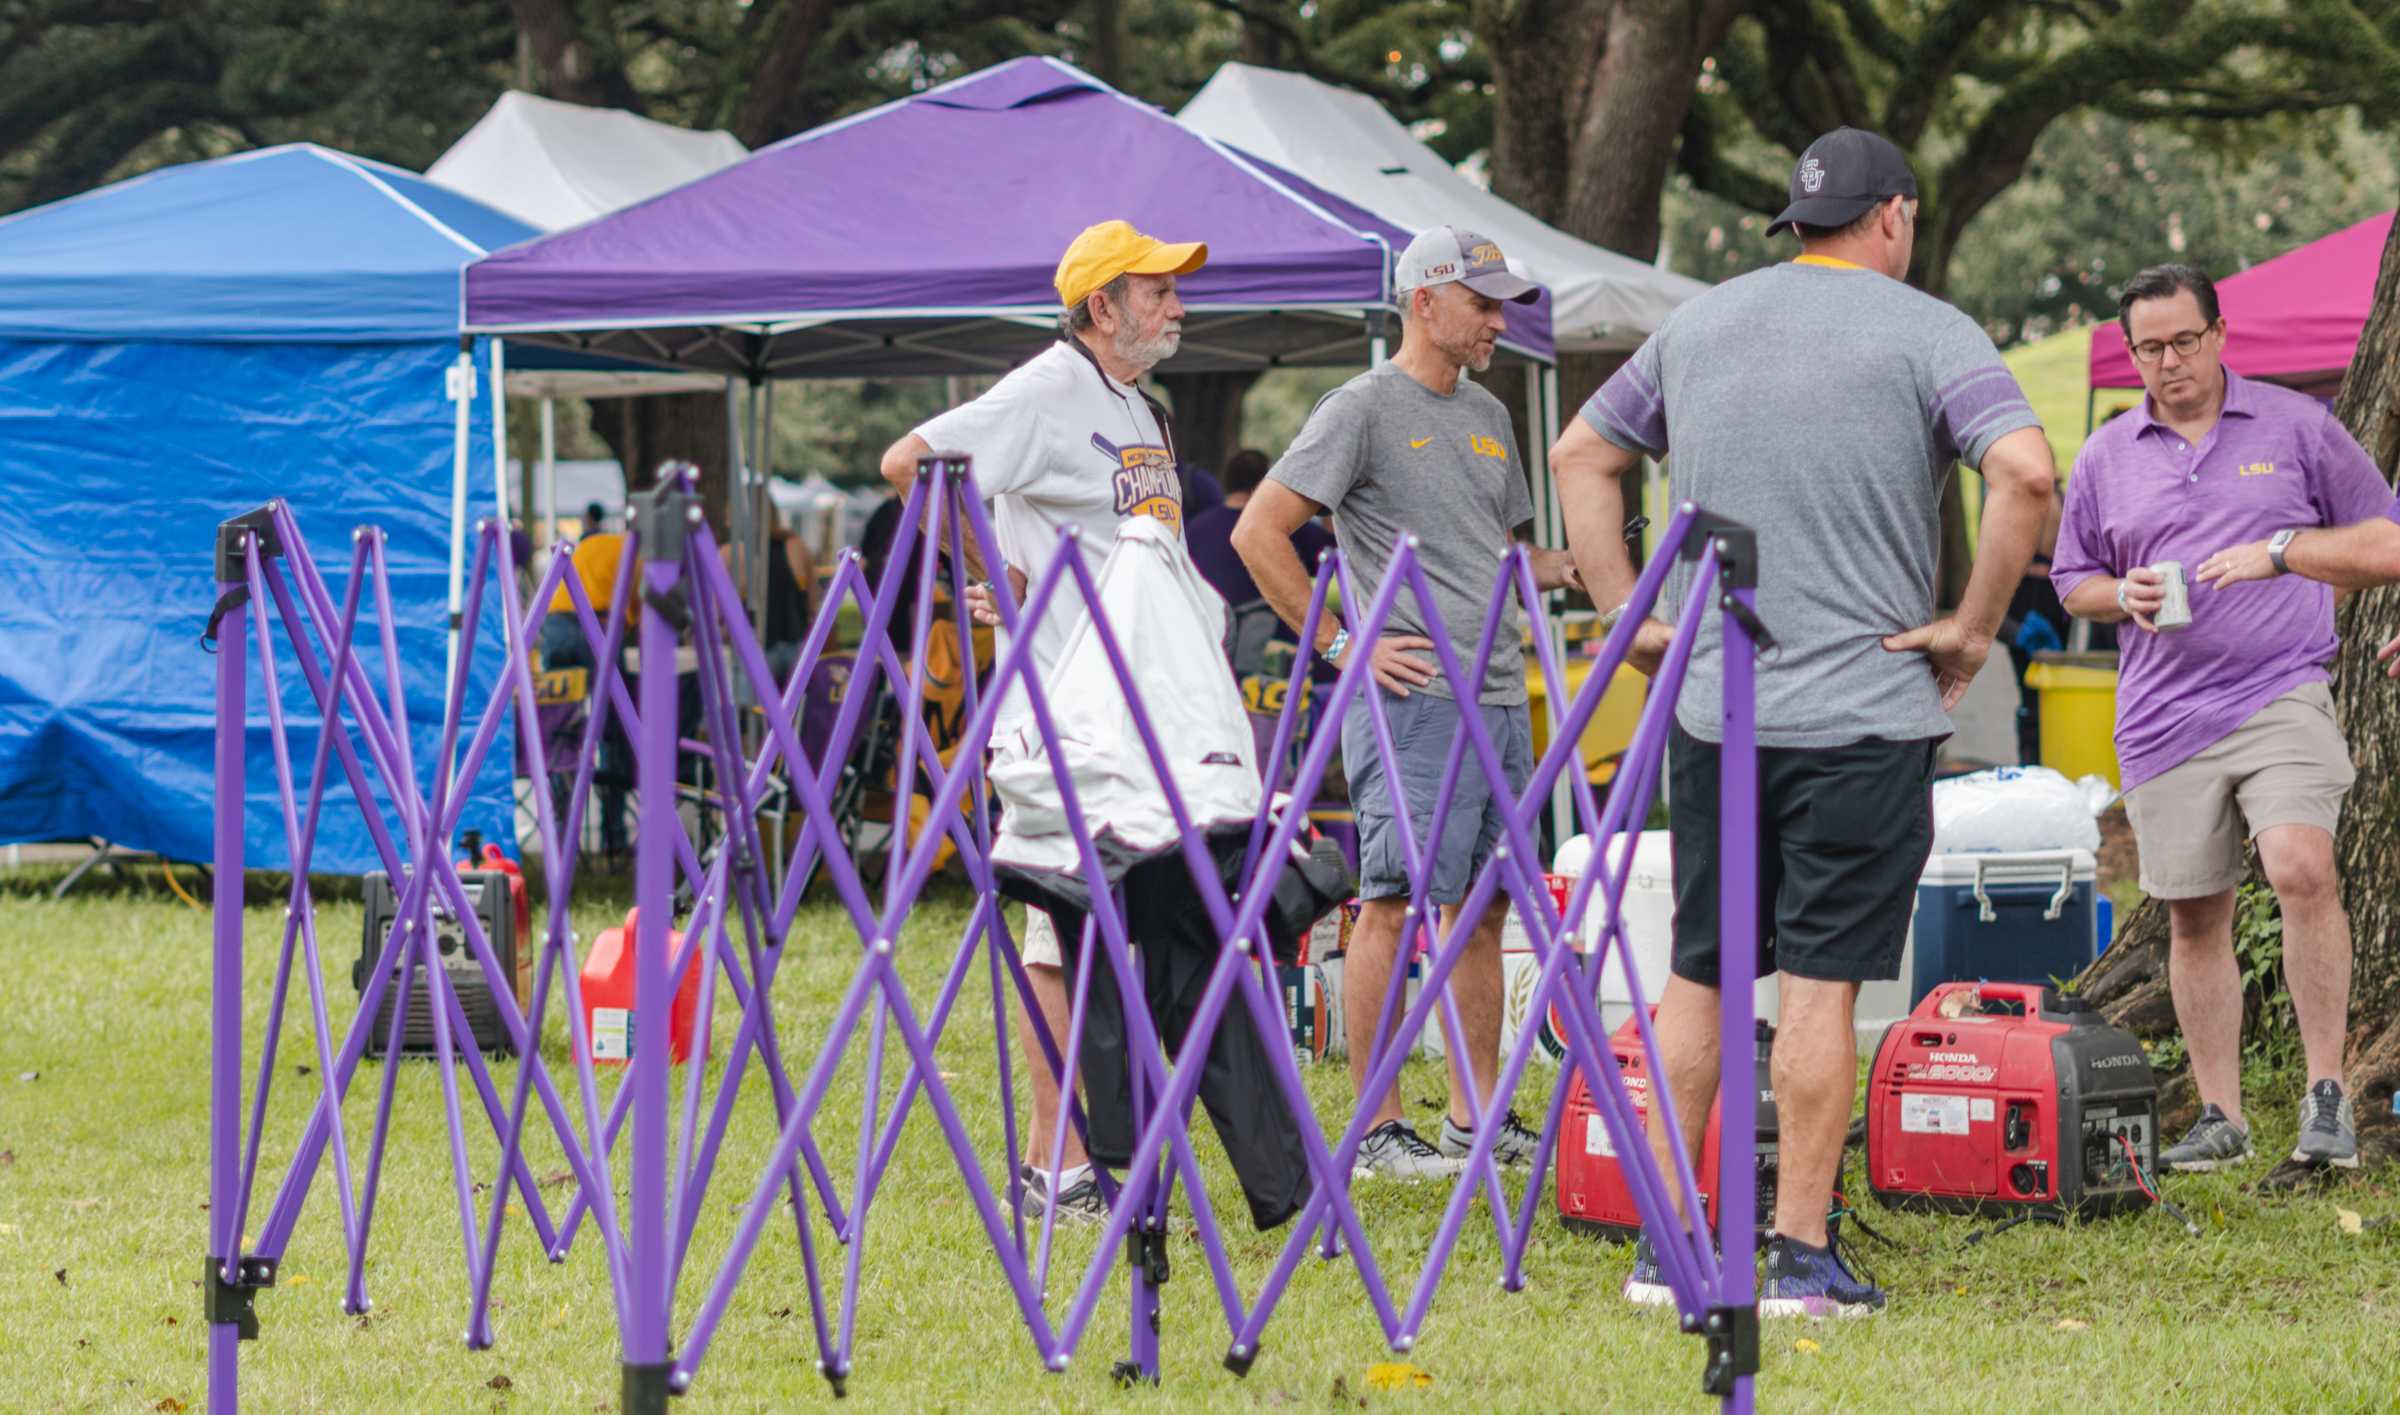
top-left (2053, 263), bottom-right (2395, 1175)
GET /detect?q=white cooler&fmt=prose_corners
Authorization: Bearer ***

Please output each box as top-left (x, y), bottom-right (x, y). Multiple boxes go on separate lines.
top-left (1552, 831), bottom-right (1920, 1044)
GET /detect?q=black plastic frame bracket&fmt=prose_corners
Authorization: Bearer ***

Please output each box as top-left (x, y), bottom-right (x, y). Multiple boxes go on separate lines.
top-left (203, 1254), bottom-right (277, 1341)
top-left (1700, 1302), bottom-right (1760, 1397)
top-left (1126, 1223), bottom-right (1171, 1288)
top-left (1222, 1343), bottom-right (1259, 1378)
top-left (634, 484), bottom-right (700, 566)
top-left (622, 1359), bottom-right (674, 1413)
top-left (215, 505), bottom-right (282, 584)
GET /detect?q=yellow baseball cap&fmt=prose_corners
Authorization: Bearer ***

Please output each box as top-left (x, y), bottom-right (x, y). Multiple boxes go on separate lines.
top-left (1054, 220), bottom-right (1207, 309)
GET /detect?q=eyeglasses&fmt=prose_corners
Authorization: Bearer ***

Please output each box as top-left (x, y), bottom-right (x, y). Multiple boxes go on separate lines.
top-left (2129, 325), bottom-right (2215, 365)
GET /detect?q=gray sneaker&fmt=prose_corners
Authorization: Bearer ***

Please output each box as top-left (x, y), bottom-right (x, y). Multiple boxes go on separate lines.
top-left (2160, 1103), bottom-right (2252, 1172)
top-left (1017, 1162), bottom-right (1108, 1223)
top-left (2291, 1081), bottom-right (2360, 1169)
top-left (1439, 1109), bottom-right (1543, 1166)
top-left (1352, 1120), bottom-right (1465, 1182)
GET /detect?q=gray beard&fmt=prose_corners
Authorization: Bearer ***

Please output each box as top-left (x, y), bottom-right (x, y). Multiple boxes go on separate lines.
top-left (1116, 324), bottom-right (1181, 369)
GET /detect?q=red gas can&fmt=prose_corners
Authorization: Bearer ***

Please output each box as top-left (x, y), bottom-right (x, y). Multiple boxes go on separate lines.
top-left (578, 908), bottom-right (702, 1066)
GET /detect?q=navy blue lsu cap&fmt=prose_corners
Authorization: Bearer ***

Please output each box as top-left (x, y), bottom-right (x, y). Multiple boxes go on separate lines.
top-left (1766, 128), bottom-right (1918, 237)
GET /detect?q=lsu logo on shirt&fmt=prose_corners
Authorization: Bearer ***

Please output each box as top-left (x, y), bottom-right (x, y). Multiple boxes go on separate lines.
top-left (2238, 461), bottom-right (2278, 477)
top-left (1468, 434), bottom-right (1506, 459)
top-left (1093, 433), bottom-right (1182, 532)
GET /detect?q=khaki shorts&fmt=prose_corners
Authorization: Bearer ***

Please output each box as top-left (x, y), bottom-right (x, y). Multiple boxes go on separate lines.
top-left (1019, 903), bottom-right (1061, 968)
top-left (2123, 682), bottom-right (2353, 898)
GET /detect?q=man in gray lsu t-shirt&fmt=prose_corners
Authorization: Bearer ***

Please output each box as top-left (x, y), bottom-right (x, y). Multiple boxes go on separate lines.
top-left (1552, 128), bottom-right (2055, 1317)
top-left (1234, 226), bottom-right (1583, 1181)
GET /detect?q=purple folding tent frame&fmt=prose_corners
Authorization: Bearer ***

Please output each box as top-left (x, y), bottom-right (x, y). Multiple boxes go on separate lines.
top-left (204, 461), bottom-right (1766, 1411)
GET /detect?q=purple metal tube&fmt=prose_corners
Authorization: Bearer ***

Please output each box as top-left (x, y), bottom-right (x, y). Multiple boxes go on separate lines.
top-left (1713, 562), bottom-right (1761, 1415)
top-left (207, 538), bottom-right (248, 1413)
top-left (627, 532), bottom-right (682, 1381)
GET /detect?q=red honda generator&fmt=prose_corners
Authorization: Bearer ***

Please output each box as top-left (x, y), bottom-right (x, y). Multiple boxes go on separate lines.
top-left (1557, 1012), bottom-right (1776, 1239)
top-left (1867, 981), bottom-right (2158, 1216)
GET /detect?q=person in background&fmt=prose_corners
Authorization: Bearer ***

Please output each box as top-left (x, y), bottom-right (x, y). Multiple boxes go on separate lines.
top-left (2058, 262), bottom-right (2396, 1177)
top-left (1553, 127), bottom-right (2053, 1317)
top-left (539, 501), bottom-right (633, 858)
top-left (760, 507), bottom-right (818, 682)
top-left (1187, 448), bottom-right (1333, 611)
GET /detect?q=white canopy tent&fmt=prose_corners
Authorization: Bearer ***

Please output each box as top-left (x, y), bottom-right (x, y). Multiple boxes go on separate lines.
top-left (428, 89), bottom-right (749, 233)
top-left (427, 91), bottom-right (752, 632)
top-left (1179, 64), bottom-right (1706, 356)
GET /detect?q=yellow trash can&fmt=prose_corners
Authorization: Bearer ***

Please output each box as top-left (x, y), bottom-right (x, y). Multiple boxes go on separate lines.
top-left (2023, 651), bottom-right (2121, 790)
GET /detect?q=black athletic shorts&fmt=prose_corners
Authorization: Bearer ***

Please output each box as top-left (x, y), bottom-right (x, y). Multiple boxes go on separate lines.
top-left (1667, 723), bottom-right (1936, 986)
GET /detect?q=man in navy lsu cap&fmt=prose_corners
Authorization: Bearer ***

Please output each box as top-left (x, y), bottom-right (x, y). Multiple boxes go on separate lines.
top-left (1764, 126), bottom-right (1919, 238)
top-left (1551, 130), bottom-right (2056, 1318)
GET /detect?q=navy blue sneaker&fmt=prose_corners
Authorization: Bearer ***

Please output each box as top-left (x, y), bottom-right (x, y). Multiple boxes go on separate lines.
top-left (1622, 1233), bottom-right (1674, 1307)
top-left (1760, 1233), bottom-right (1885, 1319)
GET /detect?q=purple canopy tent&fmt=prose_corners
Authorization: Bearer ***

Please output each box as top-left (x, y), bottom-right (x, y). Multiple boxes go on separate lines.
top-left (461, 55), bottom-right (1554, 379)
top-left (460, 53), bottom-right (1564, 822)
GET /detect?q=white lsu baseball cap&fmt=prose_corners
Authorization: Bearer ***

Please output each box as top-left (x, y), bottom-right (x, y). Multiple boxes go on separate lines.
top-left (1394, 225), bottom-right (1542, 304)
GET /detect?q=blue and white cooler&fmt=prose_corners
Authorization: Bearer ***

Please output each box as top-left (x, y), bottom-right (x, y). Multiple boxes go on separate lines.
top-left (1904, 849), bottom-right (2100, 1003)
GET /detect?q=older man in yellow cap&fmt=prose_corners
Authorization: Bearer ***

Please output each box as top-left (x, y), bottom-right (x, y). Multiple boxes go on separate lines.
top-left (880, 219), bottom-right (1205, 1223)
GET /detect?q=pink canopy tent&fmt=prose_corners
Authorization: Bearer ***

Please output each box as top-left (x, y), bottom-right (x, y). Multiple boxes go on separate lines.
top-left (2089, 210), bottom-right (2393, 399)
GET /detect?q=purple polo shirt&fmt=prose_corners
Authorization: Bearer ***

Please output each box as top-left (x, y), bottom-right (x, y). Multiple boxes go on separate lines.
top-left (2051, 370), bottom-right (2397, 790)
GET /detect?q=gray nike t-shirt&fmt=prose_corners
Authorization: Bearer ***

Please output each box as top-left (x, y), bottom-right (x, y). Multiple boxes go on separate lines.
top-left (1270, 362), bottom-right (1535, 705)
top-left (1583, 261), bottom-right (2040, 747)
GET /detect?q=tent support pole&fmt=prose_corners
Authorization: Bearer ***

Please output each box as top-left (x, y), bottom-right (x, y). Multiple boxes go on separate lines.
top-left (1538, 363), bottom-right (1573, 854)
top-left (752, 378), bottom-right (774, 629)
top-left (724, 375), bottom-right (748, 620)
top-left (490, 340), bottom-right (510, 527)
top-left (540, 398), bottom-right (558, 547)
top-left (446, 340), bottom-right (474, 687)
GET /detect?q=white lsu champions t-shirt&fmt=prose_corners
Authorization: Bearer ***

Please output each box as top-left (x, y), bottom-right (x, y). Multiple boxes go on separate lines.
top-left (912, 340), bottom-right (1185, 731)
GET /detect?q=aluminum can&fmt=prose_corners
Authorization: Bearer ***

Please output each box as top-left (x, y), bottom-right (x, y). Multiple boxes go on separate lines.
top-left (2153, 560), bottom-right (2192, 631)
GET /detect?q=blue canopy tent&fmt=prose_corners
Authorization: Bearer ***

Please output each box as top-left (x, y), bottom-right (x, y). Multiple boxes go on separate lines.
top-left (0, 143), bottom-right (523, 874)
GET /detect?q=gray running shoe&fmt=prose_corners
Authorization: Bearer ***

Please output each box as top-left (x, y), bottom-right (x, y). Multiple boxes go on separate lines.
top-left (2291, 1081), bottom-right (2360, 1169)
top-left (1438, 1109), bottom-right (1543, 1166)
top-left (1017, 1162), bottom-right (1107, 1223)
top-left (2160, 1104), bottom-right (2252, 1172)
top-left (1352, 1120), bottom-right (1465, 1182)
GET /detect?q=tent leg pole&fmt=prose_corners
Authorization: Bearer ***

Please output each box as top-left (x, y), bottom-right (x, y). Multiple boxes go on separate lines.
top-left (446, 343), bottom-right (473, 688)
top-left (540, 398), bottom-right (558, 548)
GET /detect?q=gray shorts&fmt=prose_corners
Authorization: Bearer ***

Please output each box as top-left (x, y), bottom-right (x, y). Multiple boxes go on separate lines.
top-left (1343, 689), bottom-right (1534, 905)
top-left (2123, 681), bottom-right (2353, 898)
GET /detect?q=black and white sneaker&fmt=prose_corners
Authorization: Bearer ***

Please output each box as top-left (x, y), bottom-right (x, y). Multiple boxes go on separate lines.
top-left (2160, 1103), bottom-right (2252, 1172)
top-left (2291, 1081), bottom-right (2360, 1169)
top-left (1017, 1162), bottom-right (1107, 1223)
top-left (1352, 1120), bottom-right (1465, 1181)
top-left (1438, 1109), bottom-right (1543, 1166)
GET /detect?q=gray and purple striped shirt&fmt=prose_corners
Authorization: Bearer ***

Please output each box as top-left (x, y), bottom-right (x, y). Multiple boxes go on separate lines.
top-left (1585, 260), bottom-right (2040, 747)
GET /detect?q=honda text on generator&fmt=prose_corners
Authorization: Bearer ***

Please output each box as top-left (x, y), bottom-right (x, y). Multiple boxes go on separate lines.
top-left (1867, 981), bottom-right (2158, 1216)
top-left (1558, 1014), bottom-right (1777, 1238)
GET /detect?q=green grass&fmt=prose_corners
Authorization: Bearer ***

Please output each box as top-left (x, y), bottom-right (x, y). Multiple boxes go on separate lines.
top-left (2, 865), bottom-right (2394, 1414)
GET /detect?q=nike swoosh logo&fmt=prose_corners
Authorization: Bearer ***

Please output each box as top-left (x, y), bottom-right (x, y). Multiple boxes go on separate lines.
top-left (1409, 437), bottom-right (1433, 449)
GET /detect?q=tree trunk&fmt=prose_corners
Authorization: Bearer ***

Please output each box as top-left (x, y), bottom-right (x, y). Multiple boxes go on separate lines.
top-left (586, 392), bottom-right (735, 531)
top-left (1480, 0), bottom-right (1742, 259)
top-left (1151, 370), bottom-right (1259, 484)
top-left (2079, 214), bottom-right (2400, 1162)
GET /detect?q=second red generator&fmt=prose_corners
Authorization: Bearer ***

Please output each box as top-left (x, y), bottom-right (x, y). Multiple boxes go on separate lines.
top-left (1557, 1012), bottom-right (1776, 1239)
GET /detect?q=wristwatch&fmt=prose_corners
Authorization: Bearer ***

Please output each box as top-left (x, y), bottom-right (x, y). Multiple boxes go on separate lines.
top-left (1598, 602), bottom-right (1631, 633)
top-left (2268, 528), bottom-right (2298, 576)
top-left (1322, 627), bottom-right (1351, 664)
